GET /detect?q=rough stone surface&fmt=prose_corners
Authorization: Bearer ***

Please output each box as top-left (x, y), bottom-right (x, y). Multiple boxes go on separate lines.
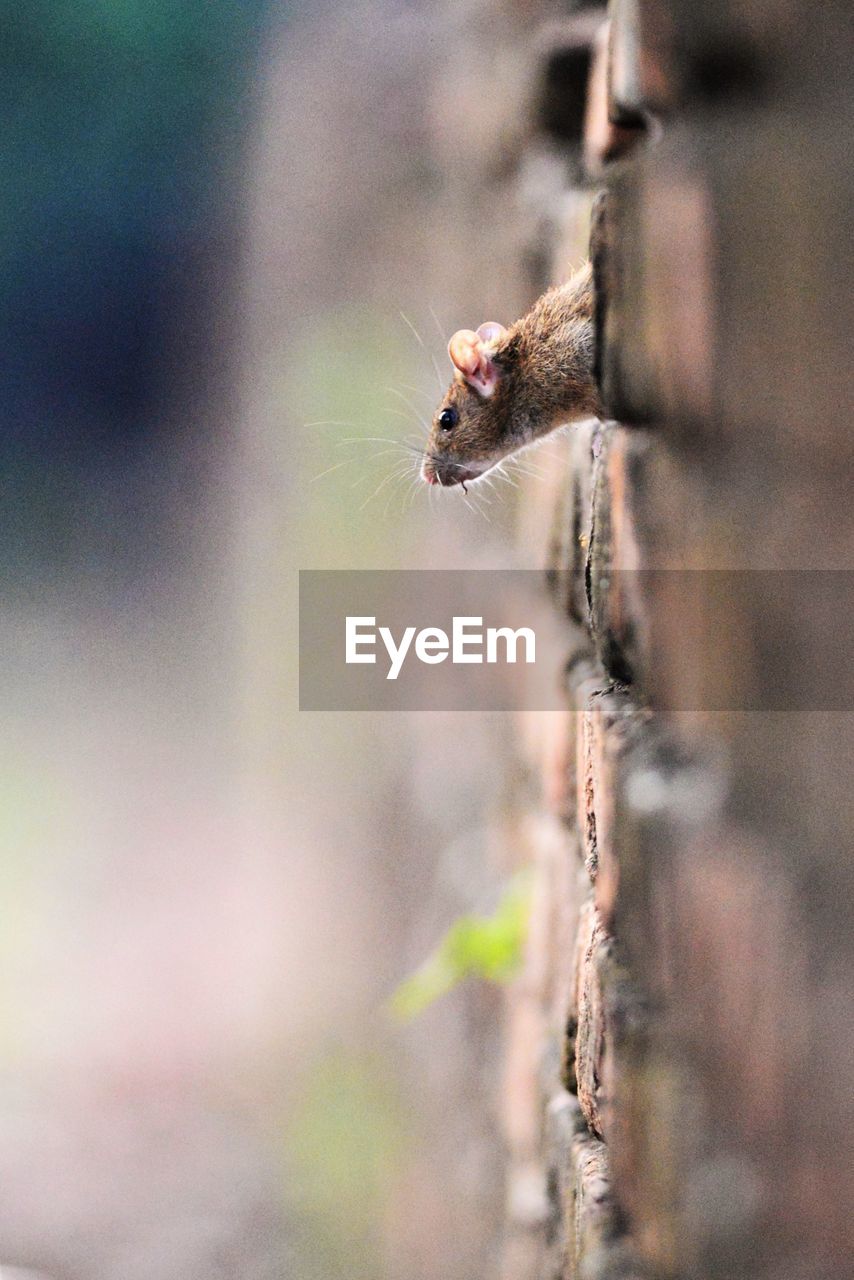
top-left (501, 3), bottom-right (853, 1278)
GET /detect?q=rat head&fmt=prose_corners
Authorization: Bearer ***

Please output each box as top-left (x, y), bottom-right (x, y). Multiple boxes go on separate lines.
top-left (421, 322), bottom-right (512, 487)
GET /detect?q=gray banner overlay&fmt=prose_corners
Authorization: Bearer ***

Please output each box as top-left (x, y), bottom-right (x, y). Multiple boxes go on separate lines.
top-left (299, 571), bottom-right (854, 711)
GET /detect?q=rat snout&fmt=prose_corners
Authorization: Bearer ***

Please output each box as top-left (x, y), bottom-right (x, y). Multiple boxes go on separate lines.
top-left (444, 466), bottom-right (482, 487)
top-left (422, 457), bottom-right (482, 487)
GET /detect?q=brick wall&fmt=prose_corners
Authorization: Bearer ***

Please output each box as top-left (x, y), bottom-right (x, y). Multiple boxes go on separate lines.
top-left (501, 4), bottom-right (853, 1279)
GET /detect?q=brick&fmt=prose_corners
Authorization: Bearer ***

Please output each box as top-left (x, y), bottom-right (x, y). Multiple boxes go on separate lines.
top-left (603, 719), bottom-right (854, 1279)
top-left (533, 12), bottom-right (604, 149)
top-left (634, 0), bottom-right (852, 111)
top-left (701, 113), bottom-right (854, 463)
top-left (566, 894), bottom-right (593, 1097)
top-left (539, 709), bottom-right (579, 825)
top-left (573, 681), bottom-right (601, 885)
top-left (542, 1090), bottom-right (586, 1280)
top-left (595, 144), bottom-right (716, 429)
top-left (566, 1127), bottom-right (616, 1272)
top-left (599, 111), bottom-right (854, 459)
top-left (528, 813), bottom-right (588, 1040)
top-left (590, 172), bottom-right (658, 425)
top-left (584, 19), bottom-right (643, 176)
top-left (607, 0), bottom-right (662, 131)
top-left (543, 1091), bottom-right (646, 1280)
top-left (549, 841), bottom-right (591, 1041)
top-left (572, 900), bottom-right (609, 1137)
top-left (586, 426), bottom-right (650, 685)
top-left (611, 0), bottom-right (680, 114)
top-left (589, 187), bottom-right (608, 402)
top-left (577, 688), bottom-right (650, 928)
top-left (546, 417), bottom-right (599, 630)
top-left (507, 8), bottom-right (854, 1280)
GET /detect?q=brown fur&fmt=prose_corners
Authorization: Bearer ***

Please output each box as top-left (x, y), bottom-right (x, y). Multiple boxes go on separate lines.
top-left (423, 262), bottom-right (601, 486)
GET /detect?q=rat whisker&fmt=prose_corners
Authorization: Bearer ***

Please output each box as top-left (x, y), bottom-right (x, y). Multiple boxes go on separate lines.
top-left (428, 306), bottom-right (455, 419)
top-left (473, 485), bottom-right (495, 521)
top-left (462, 490), bottom-right (491, 523)
top-left (381, 407), bottom-right (426, 434)
top-left (428, 304), bottom-right (446, 347)
top-left (515, 442), bottom-right (568, 469)
top-left (339, 436), bottom-right (426, 459)
top-left (383, 466), bottom-right (418, 519)
top-left (404, 476), bottom-right (422, 513)
top-left (357, 447), bottom-right (419, 462)
top-left (400, 310), bottom-right (444, 394)
top-left (398, 382), bottom-right (435, 403)
top-left (506, 457), bottom-right (548, 482)
top-left (349, 457), bottom-right (411, 489)
top-left (302, 419), bottom-right (363, 430)
top-left (358, 460), bottom-right (414, 512)
top-left (309, 459), bottom-right (351, 484)
top-left (398, 310), bottom-right (428, 351)
top-left (489, 465), bottom-right (518, 490)
top-left (383, 385), bottom-right (429, 430)
top-left (429, 351), bottom-right (445, 394)
top-left (509, 466), bottom-right (541, 484)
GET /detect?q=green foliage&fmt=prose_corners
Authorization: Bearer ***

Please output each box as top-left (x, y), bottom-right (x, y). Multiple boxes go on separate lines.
top-left (391, 871), bottom-right (532, 1020)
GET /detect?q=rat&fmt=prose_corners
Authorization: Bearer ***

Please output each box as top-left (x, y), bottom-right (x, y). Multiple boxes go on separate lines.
top-left (421, 261), bottom-right (601, 487)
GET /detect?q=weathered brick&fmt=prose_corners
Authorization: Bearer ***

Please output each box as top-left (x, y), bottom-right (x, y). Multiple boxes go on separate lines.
top-left (600, 714), bottom-right (854, 1279)
top-left (608, 0), bottom-right (681, 137)
top-left (543, 1090), bottom-right (646, 1280)
top-left (577, 688), bottom-right (650, 928)
top-left (542, 1090), bottom-right (585, 1279)
top-left (571, 900), bottom-right (609, 1138)
top-left (538, 709), bottom-right (579, 826)
top-left (571, 422), bottom-right (598, 621)
top-left (586, 425), bottom-right (651, 685)
top-left (590, 171), bottom-right (657, 424)
top-left (506, 8), bottom-right (854, 1280)
top-left (533, 11), bottom-right (604, 150)
top-left (608, 0), bottom-right (645, 126)
top-left (633, 0), bottom-right (852, 110)
top-left (611, 0), bottom-right (680, 113)
top-left (598, 109), bottom-right (854, 457)
top-left (572, 674), bottom-right (602, 884)
top-left (584, 18), bottom-right (644, 175)
top-left (594, 145), bottom-right (716, 429)
top-left (549, 838), bottom-right (591, 1041)
top-left (566, 1127), bottom-right (616, 1273)
top-left (546, 416), bottom-right (599, 630)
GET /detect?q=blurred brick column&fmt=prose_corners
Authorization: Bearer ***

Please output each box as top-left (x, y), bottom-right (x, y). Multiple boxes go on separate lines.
top-left (501, 2), bottom-right (854, 1278)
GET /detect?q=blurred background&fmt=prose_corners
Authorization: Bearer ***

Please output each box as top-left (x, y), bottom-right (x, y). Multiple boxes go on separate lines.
top-left (0, 2), bottom-right (584, 1276)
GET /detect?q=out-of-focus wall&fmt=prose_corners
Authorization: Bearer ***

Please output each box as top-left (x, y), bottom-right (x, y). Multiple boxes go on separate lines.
top-left (499, 3), bottom-right (854, 1279)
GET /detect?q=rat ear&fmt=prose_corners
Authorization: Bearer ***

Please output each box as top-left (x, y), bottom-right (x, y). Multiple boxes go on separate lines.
top-left (448, 328), bottom-right (503, 398)
top-left (475, 322), bottom-right (507, 346)
top-left (448, 329), bottom-right (482, 379)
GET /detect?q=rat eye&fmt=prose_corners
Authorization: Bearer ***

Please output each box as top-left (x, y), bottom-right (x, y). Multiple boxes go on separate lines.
top-left (438, 407), bottom-right (457, 431)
